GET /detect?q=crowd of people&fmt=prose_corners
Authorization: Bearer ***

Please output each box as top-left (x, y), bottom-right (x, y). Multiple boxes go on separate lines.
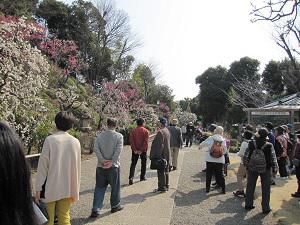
top-left (198, 121), bottom-right (300, 214)
top-left (1, 112), bottom-right (300, 224)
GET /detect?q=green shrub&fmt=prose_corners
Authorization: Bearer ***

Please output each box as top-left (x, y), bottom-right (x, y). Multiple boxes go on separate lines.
top-left (35, 120), bottom-right (55, 153)
top-left (69, 128), bottom-right (81, 139)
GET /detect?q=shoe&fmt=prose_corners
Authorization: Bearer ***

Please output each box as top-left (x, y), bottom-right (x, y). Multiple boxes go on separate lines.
top-left (271, 181), bottom-right (276, 185)
top-left (222, 190), bottom-right (226, 194)
top-left (245, 206), bottom-right (255, 210)
top-left (206, 188), bottom-right (210, 193)
top-left (111, 206), bottom-right (124, 213)
top-left (90, 211), bottom-right (100, 218)
top-left (262, 209), bottom-right (272, 214)
top-left (291, 192), bottom-right (300, 198)
top-left (202, 169), bottom-right (207, 172)
top-left (140, 177), bottom-right (147, 181)
top-left (173, 166), bottom-right (177, 170)
top-left (153, 188), bottom-right (167, 193)
top-left (233, 191), bottom-right (246, 198)
top-left (129, 179), bottom-right (133, 185)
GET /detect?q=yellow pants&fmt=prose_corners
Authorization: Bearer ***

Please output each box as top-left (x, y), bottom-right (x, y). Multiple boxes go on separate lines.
top-left (46, 198), bottom-right (72, 225)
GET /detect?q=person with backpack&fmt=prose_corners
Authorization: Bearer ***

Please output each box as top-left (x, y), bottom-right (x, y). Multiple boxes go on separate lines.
top-left (243, 128), bottom-right (278, 214)
top-left (200, 126), bottom-right (227, 194)
top-left (233, 130), bottom-right (253, 198)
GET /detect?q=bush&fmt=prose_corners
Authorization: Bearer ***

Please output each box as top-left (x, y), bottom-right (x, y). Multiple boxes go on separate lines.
top-left (228, 139), bottom-right (240, 153)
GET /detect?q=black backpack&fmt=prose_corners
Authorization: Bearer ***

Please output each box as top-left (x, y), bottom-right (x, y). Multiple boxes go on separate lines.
top-left (247, 141), bottom-right (267, 174)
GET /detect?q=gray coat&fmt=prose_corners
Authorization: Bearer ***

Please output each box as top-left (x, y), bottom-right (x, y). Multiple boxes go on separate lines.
top-left (150, 127), bottom-right (171, 163)
top-left (168, 125), bottom-right (183, 148)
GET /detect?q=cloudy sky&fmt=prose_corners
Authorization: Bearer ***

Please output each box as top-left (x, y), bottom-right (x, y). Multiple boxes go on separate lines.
top-left (62, 0), bottom-right (286, 100)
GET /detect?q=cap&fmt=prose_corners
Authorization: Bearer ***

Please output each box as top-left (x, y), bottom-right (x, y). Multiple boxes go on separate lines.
top-left (256, 128), bottom-right (269, 139)
top-left (159, 117), bottom-right (167, 125)
top-left (264, 122), bottom-right (273, 130)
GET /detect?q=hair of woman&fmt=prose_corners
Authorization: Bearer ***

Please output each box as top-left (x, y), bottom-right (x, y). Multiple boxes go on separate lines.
top-left (0, 122), bottom-right (37, 225)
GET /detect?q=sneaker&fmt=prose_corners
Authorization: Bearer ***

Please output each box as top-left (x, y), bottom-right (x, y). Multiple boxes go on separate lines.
top-left (129, 179), bottom-right (133, 185)
top-left (111, 206), bottom-right (124, 213)
top-left (291, 192), bottom-right (300, 198)
top-left (90, 211), bottom-right (100, 218)
top-left (233, 190), bottom-right (246, 198)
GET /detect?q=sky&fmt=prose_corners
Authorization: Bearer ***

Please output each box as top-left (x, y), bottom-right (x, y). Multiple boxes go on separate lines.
top-left (62, 0), bottom-right (286, 100)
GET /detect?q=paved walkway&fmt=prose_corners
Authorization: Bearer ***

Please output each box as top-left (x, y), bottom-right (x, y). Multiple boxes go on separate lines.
top-left (70, 146), bottom-right (184, 225)
top-left (67, 145), bottom-right (300, 225)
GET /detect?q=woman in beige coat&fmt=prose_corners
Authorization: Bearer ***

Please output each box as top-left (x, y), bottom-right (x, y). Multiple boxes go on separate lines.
top-left (35, 112), bottom-right (81, 225)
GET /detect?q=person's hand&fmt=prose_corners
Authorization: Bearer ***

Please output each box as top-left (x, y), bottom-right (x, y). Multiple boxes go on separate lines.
top-left (103, 160), bottom-right (113, 168)
top-left (35, 191), bottom-right (40, 203)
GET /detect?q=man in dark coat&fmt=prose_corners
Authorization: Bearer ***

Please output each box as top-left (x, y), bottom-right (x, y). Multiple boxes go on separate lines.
top-left (150, 117), bottom-right (171, 193)
top-left (185, 122), bottom-right (195, 147)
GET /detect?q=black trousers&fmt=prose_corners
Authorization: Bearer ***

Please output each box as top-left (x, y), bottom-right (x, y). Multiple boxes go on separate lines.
top-left (278, 157), bottom-right (288, 177)
top-left (129, 151), bottom-right (147, 180)
top-left (245, 169), bottom-right (271, 212)
top-left (206, 162), bottom-right (225, 192)
top-left (185, 135), bottom-right (193, 147)
top-left (157, 167), bottom-right (169, 190)
top-left (296, 166), bottom-right (300, 193)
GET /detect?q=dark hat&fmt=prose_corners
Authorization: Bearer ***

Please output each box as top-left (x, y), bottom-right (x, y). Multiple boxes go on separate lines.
top-left (287, 124), bottom-right (292, 130)
top-left (242, 130), bottom-right (253, 140)
top-left (256, 128), bottom-right (268, 139)
top-left (208, 124), bottom-right (217, 132)
top-left (264, 122), bottom-right (273, 130)
top-left (159, 117), bottom-right (167, 125)
top-left (245, 124), bottom-right (254, 132)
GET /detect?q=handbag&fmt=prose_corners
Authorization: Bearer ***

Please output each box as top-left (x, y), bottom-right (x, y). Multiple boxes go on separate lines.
top-left (292, 158), bottom-right (300, 167)
top-left (150, 158), bottom-right (167, 170)
top-left (33, 201), bottom-right (49, 225)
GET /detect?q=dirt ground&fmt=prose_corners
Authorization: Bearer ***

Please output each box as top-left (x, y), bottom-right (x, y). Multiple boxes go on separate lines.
top-left (228, 155), bottom-right (300, 225)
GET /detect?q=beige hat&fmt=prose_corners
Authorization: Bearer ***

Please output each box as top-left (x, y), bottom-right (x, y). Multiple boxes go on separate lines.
top-left (171, 118), bottom-right (178, 125)
top-left (213, 126), bottom-right (224, 135)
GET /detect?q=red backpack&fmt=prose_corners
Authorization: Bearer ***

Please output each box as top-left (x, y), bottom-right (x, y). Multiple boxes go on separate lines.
top-left (210, 140), bottom-right (224, 158)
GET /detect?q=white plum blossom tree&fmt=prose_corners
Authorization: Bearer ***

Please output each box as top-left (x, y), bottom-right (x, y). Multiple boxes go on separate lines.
top-left (0, 16), bottom-right (50, 149)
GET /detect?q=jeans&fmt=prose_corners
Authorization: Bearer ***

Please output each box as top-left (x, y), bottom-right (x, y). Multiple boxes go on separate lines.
top-left (129, 152), bottom-right (147, 180)
top-left (92, 167), bottom-right (121, 212)
top-left (206, 162), bottom-right (225, 192)
top-left (245, 169), bottom-right (271, 212)
top-left (46, 198), bottom-right (72, 225)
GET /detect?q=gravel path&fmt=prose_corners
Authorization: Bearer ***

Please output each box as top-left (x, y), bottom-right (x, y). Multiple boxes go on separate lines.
top-left (171, 147), bottom-right (278, 225)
